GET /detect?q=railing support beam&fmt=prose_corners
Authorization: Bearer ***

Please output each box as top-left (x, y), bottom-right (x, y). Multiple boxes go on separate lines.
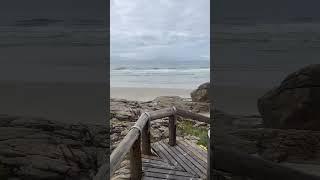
top-left (130, 135), bottom-right (142, 180)
top-left (169, 114), bottom-right (177, 146)
top-left (142, 120), bottom-right (152, 155)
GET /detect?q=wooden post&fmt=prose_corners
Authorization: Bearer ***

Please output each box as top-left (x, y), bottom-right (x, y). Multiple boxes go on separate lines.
top-left (130, 135), bottom-right (142, 180)
top-left (207, 130), bottom-right (210, 180)
top-left (169, 115), bottom-right (176, 146)
top-left (142, 120), bottom-right (152, 155)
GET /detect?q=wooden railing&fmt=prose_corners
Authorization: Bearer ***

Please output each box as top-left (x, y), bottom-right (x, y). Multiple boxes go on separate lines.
top-left (94, 106), bottom-right (210, 180)
top-left (93, 105), bottom-right (320, 180)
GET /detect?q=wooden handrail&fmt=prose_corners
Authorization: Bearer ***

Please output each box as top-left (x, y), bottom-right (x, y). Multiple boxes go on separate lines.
top-left (95, 105), bottom-right (320, 180)
top-left (94, 106), bottom-right (210, 180)
top-left (109, 108), bottom-right (175, 177)
top-left (176, 107), bottom-right (210, 123)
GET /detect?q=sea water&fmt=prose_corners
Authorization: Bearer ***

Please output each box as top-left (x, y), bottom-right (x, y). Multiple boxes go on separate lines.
top-left (111, 59), bottom-right (209, 89)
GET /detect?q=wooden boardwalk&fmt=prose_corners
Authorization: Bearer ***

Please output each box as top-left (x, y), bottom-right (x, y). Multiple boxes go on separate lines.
top-left (143, 138), bottom-right (207, 180)
top-left (95, 107), bottom-right (210, 180)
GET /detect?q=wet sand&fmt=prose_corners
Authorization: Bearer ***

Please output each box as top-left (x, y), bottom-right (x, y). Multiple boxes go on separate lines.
top-left (111, 87), bottom-right (193, 101)
top-left (111, 86), bottom-right (267, 115)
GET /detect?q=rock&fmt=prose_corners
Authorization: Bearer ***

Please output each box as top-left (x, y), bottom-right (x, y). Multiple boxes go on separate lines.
top-left (152, 96), bottom-right (209, 113)
top-left (152, 96), bottom-right (186, 108)
top-left (258, 64), bottom-right (320, 130)
top-left (0, 116), bottom-right (108, 180)
top-left (110, 96), bottom-right (210, 177)
top-left (193, 122), bottom-right (207, 128)
top-left (191, 82), bottom-right (209, 102)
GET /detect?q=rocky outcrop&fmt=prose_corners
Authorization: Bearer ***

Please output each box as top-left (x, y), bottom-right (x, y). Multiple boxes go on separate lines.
top-left (258, 64), bottom-right (320, 130)
top-left (212, 112), bottom-right (320, 164)
top-left (226, 128), bottom-right (320, 163)
top-left (110, 97), bottom-right (210, 179)
top-left (110, 96), bottom-right (209, 121)
top-left (110, 97), bottom-right (210, 151)
top-left (191, 82), bottom-right (210, 102)
top-left (0, 115), bottom-right (108, 180)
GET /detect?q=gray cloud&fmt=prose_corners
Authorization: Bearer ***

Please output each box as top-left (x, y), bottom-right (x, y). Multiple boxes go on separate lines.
top-left (111, 0), bottom-right (209, 61)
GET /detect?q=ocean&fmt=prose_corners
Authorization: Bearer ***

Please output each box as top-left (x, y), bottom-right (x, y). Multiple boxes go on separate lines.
top-left (110, 60), bottom-right (210, 89)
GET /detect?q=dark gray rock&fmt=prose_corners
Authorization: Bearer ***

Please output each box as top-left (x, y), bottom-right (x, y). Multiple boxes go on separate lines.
top-left (0, 117), bottom-right (108, 180)
top-left (230, 128), bottom-right (320, 163)
top-left (191, 82), bottom-right (209, 102)
top-left (258, 64), bottom-right (320, 130)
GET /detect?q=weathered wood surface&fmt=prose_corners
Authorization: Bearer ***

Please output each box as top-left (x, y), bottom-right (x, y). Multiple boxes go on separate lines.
top-left (176, 107), bottom-right (210, 123)
top-left (149, 107), bottom-right (175, 120)
top-left (108, 107), bottom-right (209, 177)
top-left (213, 145), bottom-right (320, 180)
top-left (168, 115), bottom-right (177, 146)
top-left (110, 139), bottom-right (207, 180)
top-left (130, 135), bottom-right (142, 180)
top-left (98, 107), bottom-right (211, 180)
top-left (142, 120), bottom-right (152, 155)
top-left (109, 111), bottom-right (151, 175)
top-left (151, 138), bottom-right (208, 179)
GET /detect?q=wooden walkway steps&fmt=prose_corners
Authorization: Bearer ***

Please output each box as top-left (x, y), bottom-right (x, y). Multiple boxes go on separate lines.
top-left (94, 107), bottom-right (210, 180)
top-left (143, 138), bottom-right (207, 180)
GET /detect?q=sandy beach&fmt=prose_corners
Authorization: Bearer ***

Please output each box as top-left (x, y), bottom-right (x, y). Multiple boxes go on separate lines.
top-left (111, 87), bottom-right (193, 101)
top-left (111, 86), bottom-right (267, 116)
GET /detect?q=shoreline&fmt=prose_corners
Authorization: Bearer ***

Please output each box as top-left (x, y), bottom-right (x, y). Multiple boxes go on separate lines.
top-left (111, 85), bottom-right (268, 115)
top-left (111, 86), bottom-right (193, 101)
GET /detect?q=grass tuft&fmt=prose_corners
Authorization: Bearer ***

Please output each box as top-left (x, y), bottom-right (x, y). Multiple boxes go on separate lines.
top-left (177, 120), bottom-right (208, 148)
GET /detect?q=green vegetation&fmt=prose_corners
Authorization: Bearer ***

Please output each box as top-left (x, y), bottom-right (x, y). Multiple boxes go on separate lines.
top-left (177, 120), bottom-right (208, 148)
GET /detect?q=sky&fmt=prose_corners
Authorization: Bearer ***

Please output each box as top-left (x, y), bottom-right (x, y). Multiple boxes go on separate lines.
top-left (110, 0), bottom-right (210, 62)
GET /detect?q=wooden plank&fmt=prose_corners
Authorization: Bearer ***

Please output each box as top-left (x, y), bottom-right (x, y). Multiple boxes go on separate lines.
top-left (142, 177), bottom-right (166, 180)
top-left (173, 143), bottom-right (207, 174)
top-left (166, 142), bottom-right (206, 178)
top-left (142, 157), bottom-right (174, 169)
top-left (143, 163), bottom-right (178, 170)
top-left (130, 136), bottom-right (142, 180)
top-left (142, 159), bottom-right (177, 170)
top-left (177, 139), bottom-right (207, 163)
top-left (143, 167), bottom-right (197, 177)
top-left (158, 141), bottom-right (200, 177)
top-left (183, 138), bottom-right (207, 157)
top-left (168, 115), bottom-right (176, 146)
top-left (177, 141), bottom-right (207, 165)
top-left (143, 171), bottom-right (201, 180)
top-left (181, 138), bottom-right (207, 160)
top-left (142, 154), bottom-right (164, 161)
top-left (142, 158), bottom-right (173, 167)
top-left (152, 142), bottom-right (182, 169)
top-left (143, 160), bottom-right (174, 168)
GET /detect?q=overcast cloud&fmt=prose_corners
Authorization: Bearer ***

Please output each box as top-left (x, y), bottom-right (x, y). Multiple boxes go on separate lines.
top-left (111, 0), bottom-right (210, 61)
